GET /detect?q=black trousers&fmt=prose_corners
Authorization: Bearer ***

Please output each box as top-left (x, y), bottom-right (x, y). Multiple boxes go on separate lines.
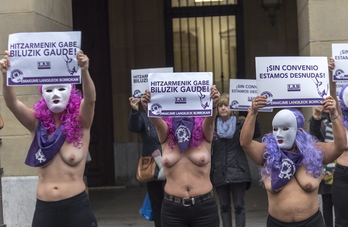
top-left (161, 194), bottom-right (219, 227)
top-left (147, 180), bottom-right (165, 227)
top-left (32, 191), bottom-right (98, 227)
top-left (332, 163), bottom-right (348, 227)
top-left (267, 210), bottom-right (325, 227)
top-left (321, 193), bottom-right (333, 227)
top-left (215, 182), bottom-right (247, 227)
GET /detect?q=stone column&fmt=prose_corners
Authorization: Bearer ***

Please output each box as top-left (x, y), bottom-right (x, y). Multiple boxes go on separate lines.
top-left (297, 0), bottom-right (348, 129)
top-left (0, 1), bottom-right (72, 226)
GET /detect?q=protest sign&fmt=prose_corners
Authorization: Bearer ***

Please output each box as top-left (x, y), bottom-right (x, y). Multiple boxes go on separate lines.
top-left (131, 67), bottom-right (173, 98)
top-left (147, 72), bottom-right (213, 117)
top-left (7, 31), bottom-right (81, 86)
top-left (229, 79), bottom-right (272, 112)
top-left (332, 43), bottom-right (348, 81)
top-left (336, 81), bottom-right (347, 99)
top-left (256, 56), bottom-right (329, 108)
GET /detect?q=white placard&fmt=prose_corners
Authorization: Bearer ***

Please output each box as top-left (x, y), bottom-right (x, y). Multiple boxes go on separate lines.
top-left (229, 79), bottom-right (272, 112)
top-left (256, 56), bottom-right (329, 108)
top-left (131, 67), bottom-right (173, 98)
top-left (336, 81), bottom-right (347, 99)
top-left (332, 43), bottom-right (348, 81)
top-left (148, 72), bottom-right (213, 117)
top-left (7, 31), bottom-right (81, 86)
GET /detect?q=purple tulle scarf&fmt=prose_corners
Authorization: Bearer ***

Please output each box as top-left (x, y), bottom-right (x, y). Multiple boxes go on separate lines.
top-left (173, 117), bottom-right (194, 153)
top-left (271, 149), bottom-right (303, 191)
top-left (25, 121), bottom-right (66, 167)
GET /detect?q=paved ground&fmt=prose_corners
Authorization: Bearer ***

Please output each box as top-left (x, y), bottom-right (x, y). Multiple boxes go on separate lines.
top-left (89, 182), bottom-right (269, 227)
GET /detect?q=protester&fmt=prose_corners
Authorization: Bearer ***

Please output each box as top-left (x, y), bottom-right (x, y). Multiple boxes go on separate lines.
top-left (141, 85), bottom-right (220, 227)
top-left (128, 96), bottom-right (165, 227)
top-left (309, 106), bottom-right (335, 227)
top-left (240, 95), bottom-right (347, 227)
top-left (0, 50), bottom-right (98, 227)
top-left (211, 93), bottom-right (260, 227)
top-left (331, 83), bottom-right (348, 227)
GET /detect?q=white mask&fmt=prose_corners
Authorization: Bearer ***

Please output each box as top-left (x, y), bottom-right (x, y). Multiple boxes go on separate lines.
top-left (42, 84), bottom-right (72, 113)
top-left (343, 86), bottom-right (348, 108)
top-left (272, 109), bottom-right (297, 150)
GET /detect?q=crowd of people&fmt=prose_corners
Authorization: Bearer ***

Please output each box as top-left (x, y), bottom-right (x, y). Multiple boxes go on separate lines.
top-left (130, 57), bottom-right (348, 227)
top-left (2, 45), bottom-right (348, 227)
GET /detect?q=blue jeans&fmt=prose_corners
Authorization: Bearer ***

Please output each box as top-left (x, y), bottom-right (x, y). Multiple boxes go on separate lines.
top-left (215, 182), bottom-right (247, 227)
top-left (161, 194), bottom-right (219, 227)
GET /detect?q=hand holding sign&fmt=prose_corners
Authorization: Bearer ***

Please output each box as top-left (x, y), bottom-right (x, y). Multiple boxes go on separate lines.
top-left (77, 50), bottom-right (89, 71)
top-left (249, 95), bottom-right (267, 114)
top-left (211, 85), bottom-right (220, 108)
top-left (0, 51), bottom-right (10, 74)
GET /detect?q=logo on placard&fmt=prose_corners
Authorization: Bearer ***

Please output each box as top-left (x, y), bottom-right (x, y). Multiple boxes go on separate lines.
top-left (62, 55), bottom-right (78, 75)
top-left (334, 69), bottom-right (347, 79)
top-left (10, 69), bottom-right (24, 83)
top-left (150, 103), bottom-right (163, 115)
top-left (230, 100), bottom-right (239, 108)
top-left (175, 97), bottom-right (186, 104)
top-left (37, 61), bottom-right (51, 69)
top-left (260, 91), bottom-right (273, 105)
top-left (198, 91), bottom-right (210, 109)
top-left (133, 89), bottom-right (142, 98)
top-left (287, 84), bottom-right (301, 92)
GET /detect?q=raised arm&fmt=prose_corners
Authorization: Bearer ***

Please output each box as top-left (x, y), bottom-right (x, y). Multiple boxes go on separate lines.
top-left (78, 50), bottom-right (96, 129)
top-left (141, 89), bottom-right (168, 143)
top-left (318, 96), bottom-right (348, 164)
top-left (128, 97), bottom-right (144, 133)
top-left (0, 114), bottom-right (4, 130)
top-left (309, 106), bottom-right (324, 142)
top-left (0, 51), bottom-right (36, 132)
top-left (240, 95), bottom-right (267, 165)
top-left (202, 85), bottom-right (220, 142)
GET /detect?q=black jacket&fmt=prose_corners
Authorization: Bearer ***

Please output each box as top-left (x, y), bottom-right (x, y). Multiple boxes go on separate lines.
top-left (309, 115), bottom-right (330, 142)
top-left (210, 116), bottom-right (260, 187)
top-left (127, 109), bottom-right (162, 157)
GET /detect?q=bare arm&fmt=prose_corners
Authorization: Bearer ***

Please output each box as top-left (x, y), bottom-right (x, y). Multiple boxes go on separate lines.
top-left (240, 95), bottom-right (267, 165)
top-left (78, 50), bottom-right (96, 129)
top-left (318, 96), bottom-right (348, 164)
top-left (0, 114), bottom-right (4, 130)
top-left (0, 51), bottom-right (36, 132)
top-left (141, 89), bottom-right (168, 143)
top-left (202, 85), bottom-right (220, 142)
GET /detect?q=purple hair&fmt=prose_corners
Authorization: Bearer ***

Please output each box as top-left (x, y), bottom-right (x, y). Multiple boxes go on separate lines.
top-left (163, 117), bottom-right (205, 149)
top-left (34, 84), bottom-right (83, 148)
top-left (260, 109), bottom-right (323, 181)
top-left (339, 84), bottom-right (348, 129)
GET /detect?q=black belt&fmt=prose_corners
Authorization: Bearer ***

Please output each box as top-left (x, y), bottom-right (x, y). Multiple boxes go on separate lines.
top-left (164, 191), bottom-right (213, 207)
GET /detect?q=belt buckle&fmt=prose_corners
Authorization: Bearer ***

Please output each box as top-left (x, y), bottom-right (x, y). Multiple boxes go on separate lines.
top-left (182, 197), bottom-right (195, 206)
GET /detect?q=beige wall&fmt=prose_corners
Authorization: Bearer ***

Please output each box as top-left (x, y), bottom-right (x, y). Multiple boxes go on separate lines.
top-left (0, 0), bottom-right (73, 177)
top-left (297, 0), bottom-right (348, 128)
top-left (243, 1), bottom-right (299, 135)
top-left (297, 0), bottom-right (348, 57)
